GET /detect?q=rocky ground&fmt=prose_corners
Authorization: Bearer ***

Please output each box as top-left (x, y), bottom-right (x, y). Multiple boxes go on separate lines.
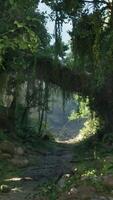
top-left (0, 140), bottom-right (74, 200)
top-left (0, 140), bottom-right (113, 200)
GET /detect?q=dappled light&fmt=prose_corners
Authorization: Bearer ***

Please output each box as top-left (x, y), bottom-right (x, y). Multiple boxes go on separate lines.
top-left (5, 177), bottom-right (33, 182)
top-left (5, 177), bottom-right (23, 182)
top-left (11, 187), bottom-right (22, 193)
top-left (0, 0), bottom-right (113, 199)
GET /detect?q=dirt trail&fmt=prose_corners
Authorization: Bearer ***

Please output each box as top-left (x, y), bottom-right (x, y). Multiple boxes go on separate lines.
top-left (0, 143), bottom-right (74, 200)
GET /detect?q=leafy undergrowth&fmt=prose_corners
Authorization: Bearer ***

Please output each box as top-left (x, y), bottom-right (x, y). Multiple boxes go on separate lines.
top-left (0, 136), bottom-right (113, 199)
top-left (37, 139), bottom-right (113, 200)
top-left (0, 138), bottom-right (56, 184)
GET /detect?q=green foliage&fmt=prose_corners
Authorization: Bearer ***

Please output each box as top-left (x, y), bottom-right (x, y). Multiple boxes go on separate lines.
top-left (34, 141), bottom-right (113, 199)
top-left (0, 0), bottom-right (50, 70)
top-left (68, 95), bottom-right (100, 140)
top-left (38, 183), bottom-right (58, 200)
top-left (0, 131), bottom-right (8, 141)
top-left (69, 95), bottom-right (90, 120)
top-left (79, 117), bottom-right (100, 140)
top-left (0, 0), bottom-right (53, 138)
top-left (14, 104), bottom-right (38, 139)
top-left (0, 0), bottom-right (113, 140)
top-left (102, 132), bottom-right (113, 145)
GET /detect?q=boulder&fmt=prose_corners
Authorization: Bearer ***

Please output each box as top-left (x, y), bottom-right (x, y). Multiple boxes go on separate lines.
top-left (105, 156), bottom-right (113, 163)
top-left (58, 192), bottom-right (73, 200)
top-left (58, 185), bottom-right (96, 200)
top-left (0, 140), bottom-right (15, 155)
top-left (77, 185), bottom-right (96, 199)
top-left (10, 156), bottom-right (29, 168)
top-left (91, 196), bottom-right (113, 200)
top-left (0, 153), bottom-right (12, 159)
top-left (103, 175), bottom-right (113, 188)
top-left (0, 185), bottom-right (11, 193)
top-left (57, 174), bottom-right (70, 188)
top-left (15, 146), bottom-right (24, 156)
top-left (67, 187), bottom-right (78, 198)
top-left (108, 197), bottom-right (113, 200)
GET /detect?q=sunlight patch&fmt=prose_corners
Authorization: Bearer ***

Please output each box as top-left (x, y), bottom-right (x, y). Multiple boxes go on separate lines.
top-left (11, 187), bottom-right (22, 193)
top-left (5, 177), bottom-right (33, 182)
top-left (5, 177), bottom-right (22, 182)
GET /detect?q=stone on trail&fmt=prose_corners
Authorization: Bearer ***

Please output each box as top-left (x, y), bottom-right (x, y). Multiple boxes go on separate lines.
top-left (0, 140), bottom-right (15, 155)
top-left (92, 196), bottom-right (113, 200)
top-left (10, 156), bottom-right (29, 168)
top-left (0, 153), bottom-right (12, 159)
top-left (103, 175), bottom-right (113, 188)
top-left (0, 185), bottom-right (11, 193)
top-left (57, 174), bottom-right (71, 188)
top-left (77, 185), bottom-right (96, 199)
top-left (15, 146), bottom-right (24, 156)
top-left (58, 185), bottom-right (96, 200)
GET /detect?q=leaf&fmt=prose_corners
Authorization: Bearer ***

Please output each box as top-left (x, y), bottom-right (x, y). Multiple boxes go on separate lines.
top-left (9, 0), bottom-right (15, 5)
top-left (14, 21), bottom-right (24, 28)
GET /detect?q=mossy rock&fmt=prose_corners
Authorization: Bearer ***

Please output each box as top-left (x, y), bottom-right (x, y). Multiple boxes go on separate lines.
top-left (0, 140), bottom-right (15, 155)
top-left (10, 156), bottom-right (29, 168)
top-left (0, 185), bottom-right (11, 193)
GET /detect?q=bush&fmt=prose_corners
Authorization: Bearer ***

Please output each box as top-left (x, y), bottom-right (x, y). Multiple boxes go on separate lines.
top-left (0, 131), bottom-right (8, 141)
top-left (80, 117), bottom-right (100, 139)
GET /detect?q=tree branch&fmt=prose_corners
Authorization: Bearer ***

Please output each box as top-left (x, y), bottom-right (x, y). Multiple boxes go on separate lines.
top-left (84, 0), bottom-right (109, 5)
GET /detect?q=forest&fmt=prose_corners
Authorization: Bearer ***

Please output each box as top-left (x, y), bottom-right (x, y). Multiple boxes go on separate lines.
top-left (0, 0), bottom-right (113, 199)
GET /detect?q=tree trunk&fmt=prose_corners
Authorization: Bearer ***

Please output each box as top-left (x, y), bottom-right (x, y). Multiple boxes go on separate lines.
top-left (93, 77), bottom-right (113, 138)
top-left (110, 0), bottom-right (113, 29)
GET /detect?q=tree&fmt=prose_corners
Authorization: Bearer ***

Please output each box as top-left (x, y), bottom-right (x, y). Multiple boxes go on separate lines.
top-left (41, 0), bottom-right (113, 137)
top-left (1, 0), bottom-right (113, 139)
top-left (0, 0), bottom-right (51, 136)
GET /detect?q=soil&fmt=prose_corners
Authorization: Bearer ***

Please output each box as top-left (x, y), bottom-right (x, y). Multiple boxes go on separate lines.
top-left (0, 142), bottom-right (74, 200)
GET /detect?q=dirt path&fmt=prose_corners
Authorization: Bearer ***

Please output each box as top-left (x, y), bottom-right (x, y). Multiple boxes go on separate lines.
top-left (0, 143), bottom-right (74, 200)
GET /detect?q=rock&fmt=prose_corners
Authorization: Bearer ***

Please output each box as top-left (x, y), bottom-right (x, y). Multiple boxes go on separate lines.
top-left (0, 185), bottom-right (11, 193)
top-left (0, 153), bottom-right (12, 159)
top-left (58, 192), bottom-right (73, 200)
top-left (92, 196), bottom-right (112, 200)
top-left (34, 195), bottom-right (49, 200)
top-left (58, 185), bottom-right (96, 200)
top-left (0, 140), bottom-right (15, 155)
top-left (10, 156), bottom-right (29, 168)
top-left (67, 187), bottom-right (78, 198)
top-left (69, 187), bottom-right (78, 194)
top-left (105, 156), bottom-right (113, 163)
top-left (103, 175), bottom-right (113, 188)
top-left (15, 146), bottom-right (24, 156)
top-left (97, 196), bottom-right (108, 200)
top-left (77, 185), bottom-right (96, 199)
top-left (57, 174), bottom-right (70, 188)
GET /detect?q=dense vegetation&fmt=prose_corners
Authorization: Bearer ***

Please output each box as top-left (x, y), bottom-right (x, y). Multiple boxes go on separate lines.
top-left (1, 1), bottom-right (113, 199)
top-left (0, 0), bottom-right (113, 141)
